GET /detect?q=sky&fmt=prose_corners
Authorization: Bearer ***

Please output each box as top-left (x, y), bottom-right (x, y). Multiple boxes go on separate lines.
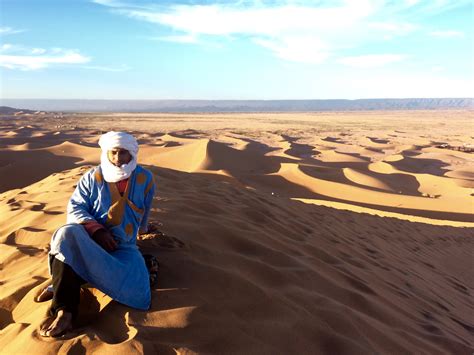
top-left (0, 0), bottom-right (473, 99)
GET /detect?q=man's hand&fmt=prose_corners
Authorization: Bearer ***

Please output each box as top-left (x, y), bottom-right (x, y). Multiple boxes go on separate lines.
top-left (92, 229), bottom-right (117, 252)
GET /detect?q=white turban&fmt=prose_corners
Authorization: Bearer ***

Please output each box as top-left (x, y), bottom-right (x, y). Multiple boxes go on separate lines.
top-left (98, 131), bottom-right (139, 182)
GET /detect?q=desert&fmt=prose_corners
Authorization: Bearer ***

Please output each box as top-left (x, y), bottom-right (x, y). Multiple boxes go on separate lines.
top-left (0, 109), bottom-right (473, 354)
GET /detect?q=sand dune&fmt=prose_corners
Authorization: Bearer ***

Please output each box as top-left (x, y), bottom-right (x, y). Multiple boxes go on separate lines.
top-left (0, 111), bottom-right (473, 354)
top-left (41, 141), bottom-right (100, 164)
top-left (343, 167), bottom-right (397, 192)
top-left (317, 150), bottom-right (369, 163)
top-left (383, 153), bottom-right (404, 162)
top-left (141, 139), bottom-right (210, 172)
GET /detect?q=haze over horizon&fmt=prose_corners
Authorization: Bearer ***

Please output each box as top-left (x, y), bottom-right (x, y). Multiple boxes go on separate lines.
top-left (1, 97), bottom-right (472, 113)
top-left (1, 0), bottom-right (473, 100)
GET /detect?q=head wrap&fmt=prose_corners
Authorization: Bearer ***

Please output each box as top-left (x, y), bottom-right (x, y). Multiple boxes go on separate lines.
top-left (98, 131), bottom-right (139, 182)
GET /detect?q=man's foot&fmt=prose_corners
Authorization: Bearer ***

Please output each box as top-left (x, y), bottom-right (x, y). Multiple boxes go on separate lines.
top-left (39, 310), bottom-right (73, 337)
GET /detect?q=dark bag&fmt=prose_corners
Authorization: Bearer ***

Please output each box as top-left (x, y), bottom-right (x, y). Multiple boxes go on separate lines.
top-left (142, 253), bottom-right (159, 286)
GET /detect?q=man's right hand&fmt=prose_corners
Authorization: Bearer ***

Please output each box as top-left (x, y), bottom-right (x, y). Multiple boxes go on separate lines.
top-left (92, 229), bottom-right (117, 252)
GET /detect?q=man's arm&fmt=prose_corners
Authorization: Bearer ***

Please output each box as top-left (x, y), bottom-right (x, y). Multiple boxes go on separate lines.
top-left (67, 171), bottom-right (117, 251)
top-left (66, 171), bottom-right (97, 224)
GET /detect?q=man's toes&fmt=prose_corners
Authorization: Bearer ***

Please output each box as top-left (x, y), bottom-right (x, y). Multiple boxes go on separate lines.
top-left (48, 327), bottom-right (63, 337)
top-left (40, 326), bottom-right (54, 337)
top-left (50, 324), bottom-right (72, 337)
top-left (39, 317), bottom-right (54, 337)
top-left (48, 312), bottom-right (73, 337)
top-left (42, 320), bottom-right (60, 337)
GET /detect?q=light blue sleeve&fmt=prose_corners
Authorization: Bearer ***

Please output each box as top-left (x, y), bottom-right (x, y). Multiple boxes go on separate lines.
top-left (66, 170), bottom-right (97, 224)
top-left (140, 176), bottom-right (155, 231)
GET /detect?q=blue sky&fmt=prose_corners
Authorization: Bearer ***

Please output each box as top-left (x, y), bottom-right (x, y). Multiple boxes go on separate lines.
top-left (0, 0), bottom-right (472, 99)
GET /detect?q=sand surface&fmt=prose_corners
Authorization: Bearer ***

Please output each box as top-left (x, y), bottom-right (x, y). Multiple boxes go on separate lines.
top-left (0, 110), bottom-right (473, 354)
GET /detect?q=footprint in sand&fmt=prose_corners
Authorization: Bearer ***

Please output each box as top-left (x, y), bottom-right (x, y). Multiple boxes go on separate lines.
top-left (322, 136), bottom-right (345, 144)
top-left (89, 300), bottom-right (138, 344)
top-left (434, 301), bottom-right (450, 312)
top-left (43, 210), bottom-right (63, 215)
top-left (449, 280), bottom-right (470, 295)
top-left (420, 322), bottom-right (443, 335)
top-left (420, 310), bottom-right (436, 321)
top-left (7, 198), bottom-right (22, 211)
top-left (5, 233), bottom-right (44, 256)
top-left (157, 234), bottom-right (185, 249)
top-left (30, 202), bottom-right (46, 211)
top-left (422, 261), bottom-right (435, 269)
top-left (450, 317), bottom-right (474, 333)
top-left (138, 231), bottom-right (185, 249)
top-left (367, 137), bottom-right (390, 144)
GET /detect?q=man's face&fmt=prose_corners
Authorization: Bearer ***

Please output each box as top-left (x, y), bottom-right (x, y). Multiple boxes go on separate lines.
top-left (107, 148), bottom-right (132, 167)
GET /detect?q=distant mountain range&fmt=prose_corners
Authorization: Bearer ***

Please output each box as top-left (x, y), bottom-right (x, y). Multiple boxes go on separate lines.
top-left (0, 98), bottom-right (472, 113)
top-left (0, 106), bottom-right (37, 114)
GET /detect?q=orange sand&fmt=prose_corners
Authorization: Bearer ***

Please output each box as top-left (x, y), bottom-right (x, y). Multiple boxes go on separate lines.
top-left (0, 110), bottom-right (473, 354)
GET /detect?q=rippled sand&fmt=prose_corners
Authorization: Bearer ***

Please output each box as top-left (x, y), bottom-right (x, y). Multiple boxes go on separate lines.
top-left (0, 110), bottom-right (473, 354)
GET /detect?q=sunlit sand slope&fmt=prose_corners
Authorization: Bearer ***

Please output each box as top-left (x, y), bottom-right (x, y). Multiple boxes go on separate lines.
top-left (0, 111), bottom-right (473, 354)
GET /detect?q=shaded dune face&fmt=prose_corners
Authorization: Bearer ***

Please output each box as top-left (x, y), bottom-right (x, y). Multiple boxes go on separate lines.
top-left (141, 135), bottom-right (473, 223)
top-left (0, 112), bottom-right (473, 354)
top-left (201, 139), bottom-right (280, 174)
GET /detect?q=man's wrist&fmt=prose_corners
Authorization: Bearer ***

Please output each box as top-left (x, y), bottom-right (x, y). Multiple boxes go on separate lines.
top-left (83, 221), bottom-right (106, 237)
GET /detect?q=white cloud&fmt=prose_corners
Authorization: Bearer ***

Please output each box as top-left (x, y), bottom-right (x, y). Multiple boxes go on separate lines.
top-left (0, 49), bottom-right (90, 70)
top-left (0, 26), bottom-right (25, 35)
top-left (0, 44), bottom-right (126, 72)
top-left (99, 1), bottom-right (377, 65)
top-left (81, 64), bottom-right (130, 71)
top-left (1, 44), bottom-right (14, 51)
top-left (338, 54), bottom-right (406, 68)
top-left (31, 48), bottom-right (47, 54)
top-left (1, 44), bottom-right (47, 55)
top-left (124, 2), bottom-right (375, 36)
top-left (429, 30), bottom-right (464, 38)
top-left (91, 0), bottom-right (124, 7)
top-left (51, 47), bottom-right (67, 54)
top-left (254, 36), bottom-right (330, 64)
top-left (154, 34), bottom-right (199, 44)
top-left (91, 1), bottom-right (471, 65)
top-left (368, 22), bottom-right (417, 35)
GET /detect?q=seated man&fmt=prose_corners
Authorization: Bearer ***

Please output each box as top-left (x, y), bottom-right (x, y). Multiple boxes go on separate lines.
top-left (39, 131), bottom-right (155, 337)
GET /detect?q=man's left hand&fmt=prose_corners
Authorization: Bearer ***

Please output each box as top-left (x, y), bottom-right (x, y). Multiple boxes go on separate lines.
top-left (92, 229), bottom-right (117, 252)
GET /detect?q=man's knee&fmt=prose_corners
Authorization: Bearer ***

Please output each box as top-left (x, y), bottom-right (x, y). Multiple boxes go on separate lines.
top-left (55, 223), bottom-right (84, 237)
top-left (51, 223), bottom-right (86, 250)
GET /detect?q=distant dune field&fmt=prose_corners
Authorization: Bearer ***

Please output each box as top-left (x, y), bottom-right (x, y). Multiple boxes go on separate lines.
top-left (0, 110), bottom-right (473, 354)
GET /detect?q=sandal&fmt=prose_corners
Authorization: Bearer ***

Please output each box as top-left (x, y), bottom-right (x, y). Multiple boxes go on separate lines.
top-left (142, 254), bottom-right (159, 286)
top-left (35, 284), bottom-right (54, 302)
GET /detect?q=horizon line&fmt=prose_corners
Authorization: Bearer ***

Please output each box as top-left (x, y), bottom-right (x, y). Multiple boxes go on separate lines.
top-left (2, 97), bottom-right (473, 101)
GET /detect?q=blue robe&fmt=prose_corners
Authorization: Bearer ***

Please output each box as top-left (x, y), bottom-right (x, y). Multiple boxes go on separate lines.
top-left (49, 165), bottom-right (155, 310)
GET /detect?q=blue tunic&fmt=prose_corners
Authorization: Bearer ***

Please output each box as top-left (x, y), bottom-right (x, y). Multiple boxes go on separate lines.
top-left (49, 165), bottom-right (155, 310)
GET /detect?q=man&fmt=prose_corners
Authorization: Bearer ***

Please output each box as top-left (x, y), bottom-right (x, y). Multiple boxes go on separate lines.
top-left (39, 131), bottom-right (155, 337)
